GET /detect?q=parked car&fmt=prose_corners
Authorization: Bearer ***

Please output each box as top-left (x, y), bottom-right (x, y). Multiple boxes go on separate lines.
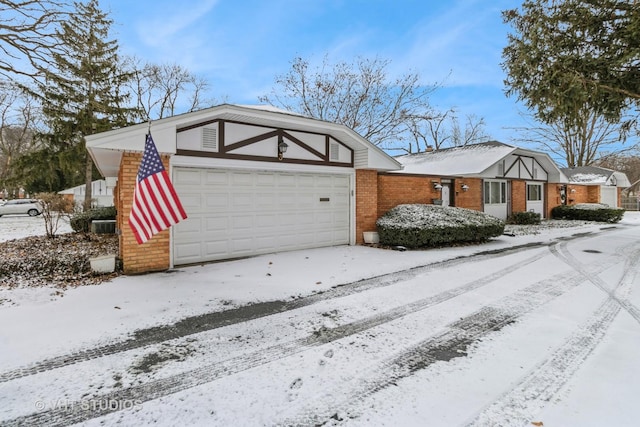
top-left (0, 199), bottom-right (43, 217)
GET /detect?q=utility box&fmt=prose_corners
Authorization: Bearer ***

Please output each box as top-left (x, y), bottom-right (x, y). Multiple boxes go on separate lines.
top-left (91, 219), bottom-right (116, 234)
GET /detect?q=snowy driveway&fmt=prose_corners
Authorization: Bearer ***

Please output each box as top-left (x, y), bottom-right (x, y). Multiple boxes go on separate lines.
top-left (1, 219), bottom-right (640, 426)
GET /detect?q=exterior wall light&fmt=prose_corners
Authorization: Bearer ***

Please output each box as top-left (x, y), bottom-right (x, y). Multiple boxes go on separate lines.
top-left (278, 136), bottom-right (288, 161)
top-left (461, 184), bottom-right (469, 192)
top-left (432, 181), bottom-right (442, 190)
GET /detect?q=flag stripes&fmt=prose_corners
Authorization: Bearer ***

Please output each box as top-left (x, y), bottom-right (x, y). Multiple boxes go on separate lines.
top-left (129, 133), bottom-right (187, 244)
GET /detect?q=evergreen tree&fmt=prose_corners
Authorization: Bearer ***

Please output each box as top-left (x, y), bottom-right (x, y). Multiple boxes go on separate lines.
top-left (33, 0), bottom-right (134, 207)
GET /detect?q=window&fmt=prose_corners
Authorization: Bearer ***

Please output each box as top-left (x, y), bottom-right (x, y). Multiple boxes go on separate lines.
top-left (484, 181), bottom-right (507, 204)
top-left (527, 184), bottom-right (542, 201)
top-left (329, 142), bottom-right (340, 161)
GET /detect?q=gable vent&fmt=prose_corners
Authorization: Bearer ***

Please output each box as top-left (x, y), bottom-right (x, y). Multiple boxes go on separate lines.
top-left (201, 127), bottom-right (218, 151)
top-left (329, 142), bottom-right (340, 161)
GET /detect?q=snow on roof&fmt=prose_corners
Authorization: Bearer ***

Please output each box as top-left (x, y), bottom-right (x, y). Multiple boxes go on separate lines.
top-left (235, 104), bottom-right (306, 117)
top-left (395, 142), bottom-right (516, 176)
top-left (560, 166), bottom-right (631, 187)
top-left (561, 166), bottom-right (612, 184)
top-left (568, 173), bottom-right (608, 184)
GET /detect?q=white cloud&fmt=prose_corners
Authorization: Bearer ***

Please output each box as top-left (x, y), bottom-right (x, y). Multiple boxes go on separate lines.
top-left (136, 0), bottom-right (219, 47)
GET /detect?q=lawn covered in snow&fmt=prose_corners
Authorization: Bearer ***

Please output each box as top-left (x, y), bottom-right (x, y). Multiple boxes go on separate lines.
top-left (0, 212), bottom-right (639, 426)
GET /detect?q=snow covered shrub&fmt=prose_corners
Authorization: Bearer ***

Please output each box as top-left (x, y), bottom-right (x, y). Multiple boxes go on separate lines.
top-left (376, 204), bottom-right (505, 248)
top-left (507, 211), bottom-right (541, 225)
top-left (70, 206), bottom-right (117, 232)
top-left (551, 204), bottom-right (624, 223)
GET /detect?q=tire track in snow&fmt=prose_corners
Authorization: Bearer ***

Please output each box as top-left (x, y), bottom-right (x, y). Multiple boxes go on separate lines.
top-left (1, 249), bottom-right (585, 427)
top-left (550, 239), bottom-right (640, 325)
top-left (466, 299), bottom-right (620, 427)
top-left (465, 239), bottom-right (640, 426)
top-left (276, 258), bottom-right (601, 426)
top-left (0, 241), bottom-right (551, 384)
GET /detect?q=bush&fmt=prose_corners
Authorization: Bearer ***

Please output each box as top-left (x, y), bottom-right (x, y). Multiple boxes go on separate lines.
top-left (507, 211), bottom-right (541, 225)
top-left (70, 206), bottom-right (117, 232)
top-left (376, 204), bottom-right (505, 249)
top-left (34, 192), bottom-right (75, 238)
top-left (551, 204), bottom-right (624, 223)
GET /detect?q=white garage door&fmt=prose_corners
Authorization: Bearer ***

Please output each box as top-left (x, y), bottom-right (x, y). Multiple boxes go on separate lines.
top-left (172, 167), bottom-right (351, 265)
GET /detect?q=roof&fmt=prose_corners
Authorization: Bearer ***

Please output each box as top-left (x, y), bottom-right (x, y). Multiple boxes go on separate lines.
top-left (396, 141), bottom-right (517, 176)
top-left (86, 104), bottom-right (401, 177)
top-left (394, 141), bottom-right (568, 182)
top-left (561, 166), bottom-right (631, 187)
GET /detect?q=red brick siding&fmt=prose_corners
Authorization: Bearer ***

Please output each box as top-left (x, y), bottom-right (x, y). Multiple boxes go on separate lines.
top-left (511, 181), bottom-right (526, 214)
top-left (117, 152), bottom-right (170, 274)
top-left (377, 174), bottom-right (440, 217)
top-left (355, 169), bottom-right (378, 244)
top-left (453, 178), bottom-right (483, 211)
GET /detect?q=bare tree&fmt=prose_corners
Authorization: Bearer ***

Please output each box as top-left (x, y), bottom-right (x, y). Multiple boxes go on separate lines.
top-left (403, 109), bottom-right (489, 153)
top-left (450, 113), bottom-right (489, 147)
top-left (260, 55), bottom-right (437, 150)
top-left (0, 0), bottom-right (69, 80)
top-left (35, 191), bottom-right (73, 238)
top-left (0, 80), bottom-right (41, 187)
top-left (510, 109), bottom-right (631, 167)
top-left (594, 154), bottom-right (640, 186)
top-left (127, 57), bottom-right (213, 121)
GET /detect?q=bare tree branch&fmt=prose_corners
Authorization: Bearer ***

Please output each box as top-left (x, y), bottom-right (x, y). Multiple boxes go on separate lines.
top-left (0, 0), bottom-right (70, 80)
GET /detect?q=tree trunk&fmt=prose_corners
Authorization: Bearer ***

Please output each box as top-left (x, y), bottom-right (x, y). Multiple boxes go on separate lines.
top-left (84, 151), bottom-right (93, 211)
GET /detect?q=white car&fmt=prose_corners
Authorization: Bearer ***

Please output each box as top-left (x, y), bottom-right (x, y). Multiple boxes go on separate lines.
top-left (0, 199), bottom-right (43, 217)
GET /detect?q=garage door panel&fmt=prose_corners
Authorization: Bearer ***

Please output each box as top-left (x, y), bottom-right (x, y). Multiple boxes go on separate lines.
top-left (173, 168), bottom-right (351, 265)
top-left (205, 193), bottom-right (229, 211)
top-left (256, 173), bottom-right (276, 186)
top-left (179, 193), bottom-right (203, 211)
top-left (174, 217), bottom-right (201, 233)
top-left (204, 216), bottom-right (228, 232)
top-left (205, 170), bottom-right (229, 185)
top-left (277, 174), bottom-right (297, 187)
top-left (174, 168), bottom-right (202, 185)
top-left (174, 242), bottom-right (202, 261)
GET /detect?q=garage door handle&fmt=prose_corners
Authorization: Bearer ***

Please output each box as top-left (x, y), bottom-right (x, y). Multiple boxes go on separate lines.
top-left (320, 197), bottom-right (330, 202)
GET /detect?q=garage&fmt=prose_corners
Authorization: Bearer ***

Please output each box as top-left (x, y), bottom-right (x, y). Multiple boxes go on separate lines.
top-left (86, 104), bottom-right (401, 274)
top-left (172, 167), bottom-right (351, 265)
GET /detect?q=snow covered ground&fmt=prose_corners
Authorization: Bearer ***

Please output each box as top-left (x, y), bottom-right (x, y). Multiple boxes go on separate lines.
top-left (1, 213), bottom-right (639, 426)
top-left (0, 215), bottom-right (72, 243)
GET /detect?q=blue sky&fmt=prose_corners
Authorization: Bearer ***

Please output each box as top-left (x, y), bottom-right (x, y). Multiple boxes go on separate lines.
top-left (103, 0), bottom-right (527, 147)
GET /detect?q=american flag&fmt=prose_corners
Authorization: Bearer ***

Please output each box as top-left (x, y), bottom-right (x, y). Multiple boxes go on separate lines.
top-left (129, 133), bottom-right (187, 244)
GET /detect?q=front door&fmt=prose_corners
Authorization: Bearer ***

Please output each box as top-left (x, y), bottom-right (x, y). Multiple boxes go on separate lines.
top-left (526, 182), bottom-right (544, 218)
top-left (441, 184), bottom-right (451, 207)
top-left (483, 180), bottom-right (509, 220)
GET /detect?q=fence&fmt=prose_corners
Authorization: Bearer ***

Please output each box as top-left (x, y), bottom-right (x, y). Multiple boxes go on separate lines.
top-left (621, 197), bottom-right (639, 211)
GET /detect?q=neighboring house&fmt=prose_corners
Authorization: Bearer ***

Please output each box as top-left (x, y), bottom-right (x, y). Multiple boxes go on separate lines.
top-left (560, 166), bottom-right (630, 208)
top-left (390, 141), bottom-right (569, 220)
top-left (86, 104), bottom-right (401, 274)
top-left (58, 180), bottom-right (115, 208)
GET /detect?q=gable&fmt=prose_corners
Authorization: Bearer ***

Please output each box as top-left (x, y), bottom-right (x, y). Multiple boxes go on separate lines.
top-left (176, 119), bottom-right (353, 166)
top-left (86, 104), bottom-right (401, 177)
top-left (484, 153), bottom-right (549, 181)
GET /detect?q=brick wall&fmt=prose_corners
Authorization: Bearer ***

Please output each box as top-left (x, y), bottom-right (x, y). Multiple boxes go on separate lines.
top-left (377, 174), bottom-right (440, 217)
top-left (587, 185), bottom-right (600, 203)
top-left (546, 184), bottom-right (564, 218)
top-left (117, 152), bottom-right (171, 274)
top-left (454, 178), bottom-right (483, 211)
top-left (567, 184), bottom-right (593, 205)
top-left (355, 169), bottom-right (378, 244)
top-left (511, 181), bottom-right (526, 213)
